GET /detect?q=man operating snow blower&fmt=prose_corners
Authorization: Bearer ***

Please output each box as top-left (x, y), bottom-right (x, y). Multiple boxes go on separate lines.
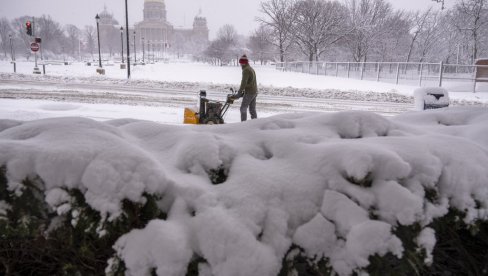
top-left (182, 54), bottom-right (257, 125)
top-left (234, 54), bottom-right (258, 122)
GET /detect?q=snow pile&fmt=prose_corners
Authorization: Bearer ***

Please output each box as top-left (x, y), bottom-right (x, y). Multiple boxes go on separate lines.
top-left (0, 72), bottom-right (413, 103)
top-left (1, 107), bottom-right (488, 275)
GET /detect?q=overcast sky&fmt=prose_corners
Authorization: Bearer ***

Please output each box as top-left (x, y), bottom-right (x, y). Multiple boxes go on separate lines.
top-left (1, 0), bottom-right (450, 39)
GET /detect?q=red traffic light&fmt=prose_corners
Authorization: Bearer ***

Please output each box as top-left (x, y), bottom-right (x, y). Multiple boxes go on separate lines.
top-left (26, 21), bottom-right (32, 36)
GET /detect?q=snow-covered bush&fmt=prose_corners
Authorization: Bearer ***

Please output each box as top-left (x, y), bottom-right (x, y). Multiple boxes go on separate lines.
top-left (1, 108), bottom-right (488, 275)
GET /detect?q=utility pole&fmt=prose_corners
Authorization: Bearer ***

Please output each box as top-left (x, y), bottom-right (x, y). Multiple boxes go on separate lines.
top-left (125, 0), bottom-right (131, 78)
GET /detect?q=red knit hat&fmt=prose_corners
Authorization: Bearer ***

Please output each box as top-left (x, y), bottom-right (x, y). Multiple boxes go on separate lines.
top-left (239, 54), bottom-right (249, 65)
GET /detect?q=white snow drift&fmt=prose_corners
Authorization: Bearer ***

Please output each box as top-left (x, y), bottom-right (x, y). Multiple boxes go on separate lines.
top-left (1, 107), bottom-right (488, 275)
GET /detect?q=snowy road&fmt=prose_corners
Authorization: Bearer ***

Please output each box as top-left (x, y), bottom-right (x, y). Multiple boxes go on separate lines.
top-left (0, 78), bottom-right (414, 117)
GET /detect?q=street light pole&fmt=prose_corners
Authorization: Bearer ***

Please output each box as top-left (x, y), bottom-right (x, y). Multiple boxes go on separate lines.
top-left (120, 26), bottom-right (126, 69)
top-left (133, 31), bottom-right (137, 64)
top-left (125, 0), bottom-right (131, 78)
top-left (9, 34), bottom-right (16, 73)
top-left (148, 41), bottom-right (151, 63)
top-left (95, 14), bottom-right (105, 75)
top-left (142, 37), bottom-right (145, 64)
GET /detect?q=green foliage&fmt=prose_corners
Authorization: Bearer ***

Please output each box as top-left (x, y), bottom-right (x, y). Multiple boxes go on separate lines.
top-left (208, 165), bottom-right (228, 185)
top-left (278, 246), bottom-right (332, 276)
top-left (346, 171), bottom-right (373, 188)
top-left (367, 223), bottom-right (428, 276)
top-left (2, 164), bottom-right (488, 276)
top-left (0, 166), bottom-right (167, 275)
top-left (429, 209), bottom-right (488, 275)
top-left (186, 254), bottom-right (208, 276)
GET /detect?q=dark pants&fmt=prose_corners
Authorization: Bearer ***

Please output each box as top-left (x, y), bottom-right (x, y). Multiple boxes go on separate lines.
top-left (240, 93), bottom-right (257, 121)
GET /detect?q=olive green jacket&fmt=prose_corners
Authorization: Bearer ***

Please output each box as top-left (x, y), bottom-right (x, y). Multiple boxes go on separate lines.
top-left (238, 64), bottom-right (257, 95)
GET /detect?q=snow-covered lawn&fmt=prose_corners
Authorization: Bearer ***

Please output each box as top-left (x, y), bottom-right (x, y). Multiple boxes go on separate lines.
top-left (2, 60), bottom-right (488, 101)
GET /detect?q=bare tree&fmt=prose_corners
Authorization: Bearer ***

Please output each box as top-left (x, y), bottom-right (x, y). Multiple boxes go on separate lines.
top-left (257, 0), bottom-right (299, 62)
top-left (451, 0), bottom-right (488, 63)
top-left (248, 26), bottom-right (274, 64)
top-left (434, 11), bottom-right (463, 63)
top-left (84, 25), bottom-right (96, 60)
top-left (345, 0), bottom-right (394, 62)
top-left (292, 0), bottom-right (350, 62)
top-left (0, 17), bottom-right (13, 59)
top-left (204, 24), bottom-right (240, 65)
top-left (415, 10), bottom-right (442, 62)
top-left (374, 10), bottom-right (411, 62)
top-left (405, 7), bottom-right (434, 62)
top-left (36, 15), bottom-right (66, 56)
top-left (65, 24), bottom-right (81, 58)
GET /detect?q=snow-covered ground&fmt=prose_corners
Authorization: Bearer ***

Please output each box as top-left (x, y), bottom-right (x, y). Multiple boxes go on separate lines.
top-left (0, 60), bottom-right (487, 124)
top-left (1, 60), bottom-right (488, 275)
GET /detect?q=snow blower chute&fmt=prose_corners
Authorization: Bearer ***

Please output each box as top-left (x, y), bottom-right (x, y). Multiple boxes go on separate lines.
top-left (184, 88), bottom-right (239, 125)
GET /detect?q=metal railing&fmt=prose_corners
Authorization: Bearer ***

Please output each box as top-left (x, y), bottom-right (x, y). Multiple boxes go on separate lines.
top-left (275, 61), bottom-right (488, 91)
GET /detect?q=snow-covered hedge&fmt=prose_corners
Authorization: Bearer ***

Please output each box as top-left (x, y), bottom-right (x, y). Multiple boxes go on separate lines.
top-left (1, 107), bottom-right (488, 275)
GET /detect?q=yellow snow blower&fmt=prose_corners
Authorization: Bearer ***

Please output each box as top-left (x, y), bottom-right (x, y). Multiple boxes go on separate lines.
top-left (184, 88), bottom-right (239, 125)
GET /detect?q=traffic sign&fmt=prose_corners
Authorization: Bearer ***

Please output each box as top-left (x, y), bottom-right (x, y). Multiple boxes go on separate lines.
top-left (30, 42), bottom-right (39, 52)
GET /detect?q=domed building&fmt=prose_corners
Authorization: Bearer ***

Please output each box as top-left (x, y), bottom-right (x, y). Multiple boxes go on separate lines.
top-left (134, 0), bottom-right (209, 59)
top-left (97, 6), bottom-right (121, 57)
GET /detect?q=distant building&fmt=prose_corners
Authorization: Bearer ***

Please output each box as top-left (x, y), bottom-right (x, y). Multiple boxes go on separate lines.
top-left (96, 0), bottom-right (209, 60)
top-left (134, 0), bottom-right (209, 59)
top-left (97, 6), bottom-right (121, 57)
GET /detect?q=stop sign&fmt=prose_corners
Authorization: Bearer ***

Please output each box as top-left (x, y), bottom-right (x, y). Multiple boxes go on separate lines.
top-left (30, 42), bottom-right (40, 52)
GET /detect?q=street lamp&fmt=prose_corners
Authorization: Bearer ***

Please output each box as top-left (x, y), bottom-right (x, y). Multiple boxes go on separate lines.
top-left (133, 30), bottom-right (137, 64)
top-left (142, 37), bottom-right (145, 64)
top-left (120, 26), bottom-right (126, 69)
top-left (124, 0), bottom-right (131, 78)
top-left (9, 34), bottom-right (16, 73)
top-left (95, 14), bottom-right (105, 75)
top-left (148, 40), bottom-right (151, 63)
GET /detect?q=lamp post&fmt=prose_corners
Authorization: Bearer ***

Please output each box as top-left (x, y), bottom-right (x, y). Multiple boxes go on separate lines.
top-left (9, 34), bottom-right (16, 73)
top-left (133, 30), bottom-right (137, 64)
top-left (142, 37), bottom-right (145, 64)
top-left (95, 14), bottom-right (105, 75)
top-left (120, 26), bottom-right (126, 69)
top-left (125, 0), bottom-right (130, 78)
top-left (147, 40), bottom-right (150, 64)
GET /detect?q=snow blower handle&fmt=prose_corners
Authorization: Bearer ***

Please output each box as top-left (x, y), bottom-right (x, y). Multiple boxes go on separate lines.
top-left (231, 87), bottom-right (242, 98)
top-left (226, 88), bottom-right (241, 104)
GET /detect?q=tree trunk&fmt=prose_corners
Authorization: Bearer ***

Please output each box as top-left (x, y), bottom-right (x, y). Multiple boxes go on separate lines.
top-left (279, 44), bottom-right (285, 62)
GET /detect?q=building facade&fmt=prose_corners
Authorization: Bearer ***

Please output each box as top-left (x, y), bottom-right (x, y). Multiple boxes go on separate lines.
top-left (134, 0), bottom-right (209, 59)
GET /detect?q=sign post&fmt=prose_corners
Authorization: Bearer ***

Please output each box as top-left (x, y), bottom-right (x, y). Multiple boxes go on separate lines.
top-left (31, 42), bottom-right (41, 74)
